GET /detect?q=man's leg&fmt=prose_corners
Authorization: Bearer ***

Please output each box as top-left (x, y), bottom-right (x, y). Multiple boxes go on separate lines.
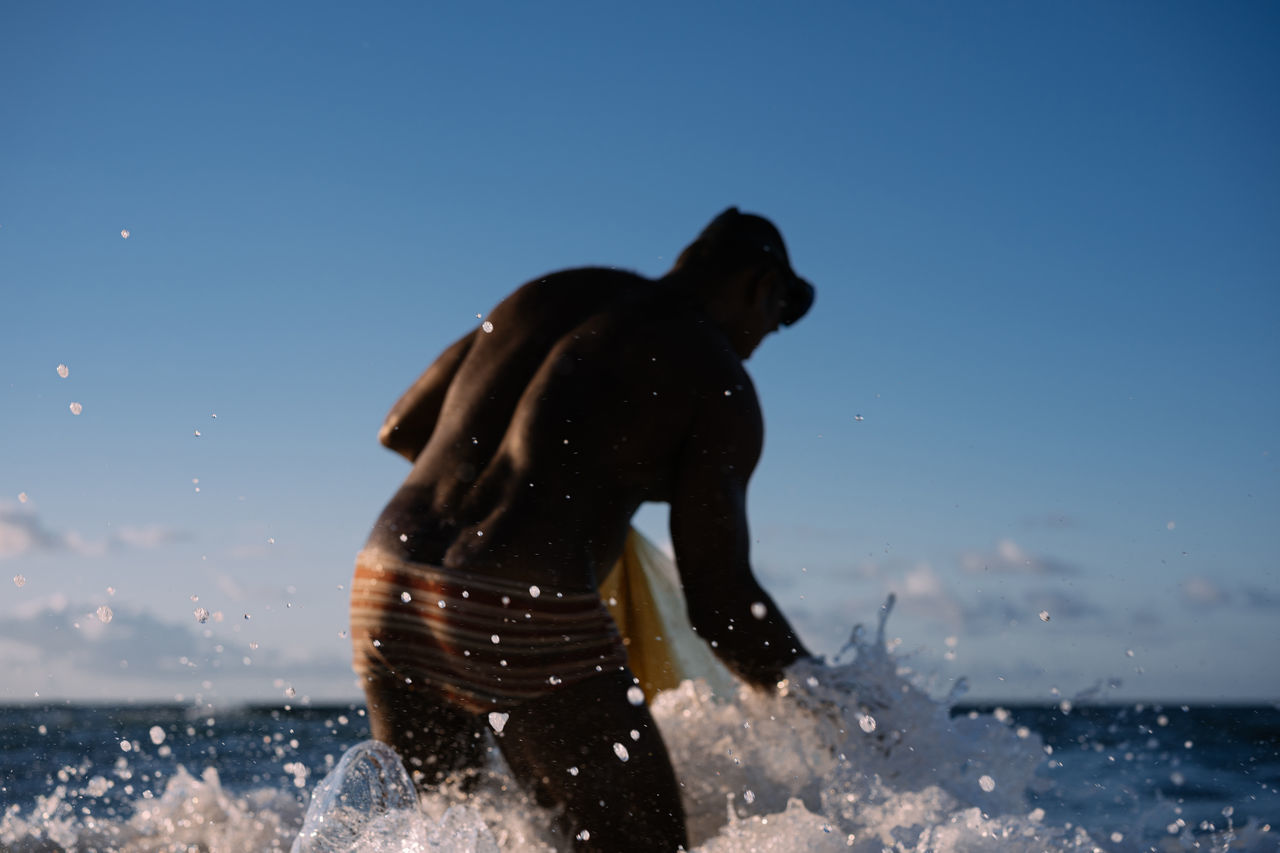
top-left (361, 670), bottom-right (489, 788)
top-left (497, 668), bottom-right (687, 853)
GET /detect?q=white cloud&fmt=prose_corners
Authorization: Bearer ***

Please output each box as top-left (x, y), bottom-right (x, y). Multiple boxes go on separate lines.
top-left (0, 510), bottom-right (63, 558)
top-left (0, 506), bottom-right (190, 560)
top-left (959, 538), bottom-right (1079, 576)
top-left (1180, 575), bottom-right (1230, 607)
top-left (0, 599), bottom-right (353, 702)
top-left (113, 525), bottom-right (189, 549)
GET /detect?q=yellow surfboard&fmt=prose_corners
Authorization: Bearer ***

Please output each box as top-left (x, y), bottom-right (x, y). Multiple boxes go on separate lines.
top-left (600, 528), bottom-right (736, 702)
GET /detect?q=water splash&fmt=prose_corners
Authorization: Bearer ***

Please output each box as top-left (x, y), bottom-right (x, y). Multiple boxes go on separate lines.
top-left (3, 601), bottom-right (1277, 852)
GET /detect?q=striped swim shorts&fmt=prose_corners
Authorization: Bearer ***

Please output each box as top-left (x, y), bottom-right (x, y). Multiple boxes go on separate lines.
top-left (350, 549), bottom-right (629, 713)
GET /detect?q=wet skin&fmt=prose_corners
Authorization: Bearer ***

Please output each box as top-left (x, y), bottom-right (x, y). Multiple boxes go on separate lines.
top-left (360, 210), bottom-right (813, 852)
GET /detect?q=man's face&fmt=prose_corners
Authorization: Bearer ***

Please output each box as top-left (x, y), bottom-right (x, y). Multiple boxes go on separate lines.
top-left (739, 267), bottom-right (790, 358)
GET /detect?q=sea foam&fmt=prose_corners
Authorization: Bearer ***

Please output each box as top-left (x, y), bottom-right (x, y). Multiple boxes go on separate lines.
top-left (4, 599), bottom-right (1276, 852)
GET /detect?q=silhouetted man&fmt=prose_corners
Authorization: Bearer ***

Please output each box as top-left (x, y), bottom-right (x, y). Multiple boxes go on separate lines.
top-left (352, 208), bottom-right (814, 852)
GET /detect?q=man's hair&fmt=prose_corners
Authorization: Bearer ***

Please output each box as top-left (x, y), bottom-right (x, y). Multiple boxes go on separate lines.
top-left (673, 207), bottom-right (814, 326)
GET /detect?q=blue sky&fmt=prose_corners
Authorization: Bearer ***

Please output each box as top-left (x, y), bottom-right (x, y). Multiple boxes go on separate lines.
top-left (2, 2), bottom-right (1276, 705)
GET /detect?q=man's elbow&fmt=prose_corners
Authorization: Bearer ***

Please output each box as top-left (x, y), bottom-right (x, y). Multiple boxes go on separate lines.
top-left (378, 421), bottom-right (417, 461)
top-left (378, 420), bottom-right (398, 449)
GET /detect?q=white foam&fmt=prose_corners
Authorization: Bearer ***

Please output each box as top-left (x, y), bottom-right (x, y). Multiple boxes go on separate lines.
top-left (4, 600), bottom-right (1277, 852)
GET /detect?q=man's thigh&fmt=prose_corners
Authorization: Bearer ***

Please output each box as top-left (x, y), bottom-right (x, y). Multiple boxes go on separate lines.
top-left (497, 668), bottom-right (688, 853)
top-left (361, 670), bottom-right (489, 787)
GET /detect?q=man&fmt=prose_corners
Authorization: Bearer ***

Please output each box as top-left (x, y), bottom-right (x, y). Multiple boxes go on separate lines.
top-left (351, 208), bottom-right (814, 851)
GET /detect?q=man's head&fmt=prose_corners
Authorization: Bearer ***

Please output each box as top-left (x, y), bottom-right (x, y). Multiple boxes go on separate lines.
top-left (674, 207), bottom-right (814, 326)
top-left (672, 207), bottom-right (815, 357)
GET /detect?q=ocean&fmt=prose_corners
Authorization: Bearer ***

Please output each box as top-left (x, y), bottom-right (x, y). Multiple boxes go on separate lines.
top-left (2, 612), bottom-right (1276, 852)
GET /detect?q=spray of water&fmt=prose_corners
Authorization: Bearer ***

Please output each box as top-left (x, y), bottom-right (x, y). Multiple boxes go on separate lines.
top-left (4, 599), bottom-right (1276, 852)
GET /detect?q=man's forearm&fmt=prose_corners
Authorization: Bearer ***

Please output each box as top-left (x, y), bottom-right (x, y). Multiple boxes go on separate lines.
top-left (689, 591), bottom-right (810, 688)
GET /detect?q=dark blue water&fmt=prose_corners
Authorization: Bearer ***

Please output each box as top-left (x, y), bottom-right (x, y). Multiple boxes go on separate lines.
top-left (963, 703), bottom-right (1280, 843)
top-left (1, 702), bottom-right (1276, 851)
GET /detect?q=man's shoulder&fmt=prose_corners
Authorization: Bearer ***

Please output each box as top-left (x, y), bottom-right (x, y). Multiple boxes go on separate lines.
top-left (513, 266), bottom-right (650, 295)
top-left (468, 268), bottom-right (643, 349)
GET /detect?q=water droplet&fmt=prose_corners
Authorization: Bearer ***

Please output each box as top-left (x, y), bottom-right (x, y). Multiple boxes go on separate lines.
top-left (567, 766), bottom-right (579, 776)
top-left (17, 492), bottom-right (28, 503)
top-left (267, 538), bottom-right (275, 545)
top-left (399, 533), bottom-right (408, 542)
top-left (194, 607), bottom-right (209, 624)
top-left (750, 601), bottom-right (767, 620)
top-left (854, 414), bottom-right (864, 421)
top-left (400, 591), bottom-right (412, 603)
top-left (491, 634), bottom-right (500, 644)
top-left (96, 605), bottom-right (113, 623)
top-left (56, 364), bottom-right (69, 378)
top-left (69, 402), bottom-right (83, 415)
top-left (858, 714), bottom-right (876, 733)
top-left (1110, 831), bottom-right (1124, 843)
top-left (482, 320), bottom-right (494, 333)
top-left (723, 389), bottom-right (732, 396)
top-left (978, 775), bottom-right (995, 792)
top-left (548, 675), bottom-right (562, 685)
top-left (1039, 610), bottom-right (1050, 622)
top-left (149, 726), bottom-right (166, 745)
top-left (576, 830), bottom-right (590, 841)
top-left (743, 789), bottom-right (755, 804)
top-left (529, 585), bottom-right (541, 598)
top-left (193, 430), bottom-right (201, 437)
top-left (488, 712), bottom-right (508, 733)
top-left (626, 685), bottom-right (645, 705)
top-left (613, 742), bottom-right (629, 762)
top-left (120, 229), bottom-right (130, 239)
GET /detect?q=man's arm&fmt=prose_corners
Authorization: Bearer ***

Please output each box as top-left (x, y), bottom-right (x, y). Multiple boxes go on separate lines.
top-left (669, 416), bottom-right (811, 688)
top-left (379, 330), bottom-right (476, 462)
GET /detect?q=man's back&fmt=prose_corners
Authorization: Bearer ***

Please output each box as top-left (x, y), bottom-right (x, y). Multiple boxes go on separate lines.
top-left (371, 266), bottom-right (762, 592)
top-left (355, 209), bottom-right (815, 851)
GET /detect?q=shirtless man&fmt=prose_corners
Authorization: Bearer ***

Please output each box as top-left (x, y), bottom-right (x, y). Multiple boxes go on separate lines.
top-left (351, 208), bottom-right (814, 851)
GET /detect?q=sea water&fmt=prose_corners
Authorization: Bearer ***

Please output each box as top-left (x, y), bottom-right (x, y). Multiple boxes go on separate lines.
top-left (2, 602), bottom-right (1276, 852)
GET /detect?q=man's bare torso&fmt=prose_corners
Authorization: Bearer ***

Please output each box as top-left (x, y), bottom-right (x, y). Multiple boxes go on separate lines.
top-left (366, 268), bottom-right (762, 591)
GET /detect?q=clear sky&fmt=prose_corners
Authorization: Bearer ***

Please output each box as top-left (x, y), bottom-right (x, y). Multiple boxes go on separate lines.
top-left (2, 2), bottom-right (1277, 705)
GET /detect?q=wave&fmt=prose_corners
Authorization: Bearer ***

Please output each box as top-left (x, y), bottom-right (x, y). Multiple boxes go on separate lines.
top-left (3, 598), bottom-right (1275, 852)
